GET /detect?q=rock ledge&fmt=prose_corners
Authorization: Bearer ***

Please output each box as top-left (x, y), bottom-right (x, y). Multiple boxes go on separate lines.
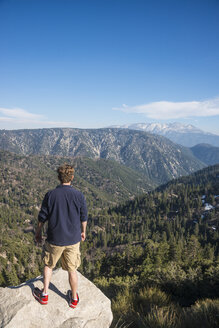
top-left (0, 268), bottom-right (113, 328)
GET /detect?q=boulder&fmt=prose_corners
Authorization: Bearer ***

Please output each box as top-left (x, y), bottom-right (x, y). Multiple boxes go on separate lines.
top-left (0, 268), bottom-right (113, 328)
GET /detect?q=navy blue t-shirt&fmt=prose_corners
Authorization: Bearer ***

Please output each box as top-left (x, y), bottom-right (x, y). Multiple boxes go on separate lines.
top-left (38, 185), bottom-right (88, 246)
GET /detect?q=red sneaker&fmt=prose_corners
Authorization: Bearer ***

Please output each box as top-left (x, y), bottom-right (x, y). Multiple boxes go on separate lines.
top-left (33, 287), bottom-right (48, 305)
top-left (68, 290), bottom-right (79, 308)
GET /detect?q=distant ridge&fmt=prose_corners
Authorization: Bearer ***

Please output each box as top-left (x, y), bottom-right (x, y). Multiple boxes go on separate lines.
top-left (0, 127), bottom-right (205, 185)
top-left (109, 122), bottom-right (219, 147)
top-left (190, 143), bottom-right (219, 166)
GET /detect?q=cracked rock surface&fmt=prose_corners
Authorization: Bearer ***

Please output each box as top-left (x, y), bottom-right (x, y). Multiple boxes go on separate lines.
top-left (0, 268), bottom-right (113, 328)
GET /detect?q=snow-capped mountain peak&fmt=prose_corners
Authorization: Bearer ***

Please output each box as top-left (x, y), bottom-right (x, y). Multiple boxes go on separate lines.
top-left (108, 122), bottom-right (219, 147)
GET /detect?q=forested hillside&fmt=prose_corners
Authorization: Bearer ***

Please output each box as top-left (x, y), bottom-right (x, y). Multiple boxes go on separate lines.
top-left (0, 150), bottom-right (152, 209)
top-left (0, 149), bottom-right (218, 327)
top-left (83, 164), bottom-right (219, 327)
top-left (0, 149), bottom-right (151, 286)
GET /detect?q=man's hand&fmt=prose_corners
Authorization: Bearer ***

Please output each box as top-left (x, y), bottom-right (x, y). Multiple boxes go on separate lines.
top-left (81, 221), bottom-right (87, 242)
top-left (35, 221), bottom-right (44, 244)
top-left (35, 230), bottom-right (42, 244)
top-left (81, 232), bottom-right (86, 241)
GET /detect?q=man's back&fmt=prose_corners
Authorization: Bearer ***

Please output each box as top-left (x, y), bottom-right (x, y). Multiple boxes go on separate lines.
top-left (38, 185), bottom-right (87, 246)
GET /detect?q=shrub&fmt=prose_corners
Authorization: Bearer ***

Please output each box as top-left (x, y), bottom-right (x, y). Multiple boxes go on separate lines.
top-left (134, 287), bottom-right (171, 314)
top-left (136, 305), bottom-right (179, 328)
top-left (181, 298), bottom-right (219, 328)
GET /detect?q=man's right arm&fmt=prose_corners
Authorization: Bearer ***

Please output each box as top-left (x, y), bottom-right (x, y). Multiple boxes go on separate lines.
top-left (35, 221), bottom-right (44, 243)
top-left (38, 192), bottom-right (49, 222)
top-left (35, 193), bottom-right (49, 243)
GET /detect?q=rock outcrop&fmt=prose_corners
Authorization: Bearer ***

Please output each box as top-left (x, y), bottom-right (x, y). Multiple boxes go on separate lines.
top-left (0, 268), bottom-right (113, 328)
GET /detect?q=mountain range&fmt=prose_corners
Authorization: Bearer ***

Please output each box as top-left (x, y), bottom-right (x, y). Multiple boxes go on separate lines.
top-left (109, 122), bottom-right (219, 147)
top-left (0, 128), bottom-right (205, 185)
top-left (190, 143), bottom-right (219, 166)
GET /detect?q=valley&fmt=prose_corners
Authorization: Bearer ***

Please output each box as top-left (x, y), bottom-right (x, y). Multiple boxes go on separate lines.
top-left (0, 129), bottom-right (218, 328)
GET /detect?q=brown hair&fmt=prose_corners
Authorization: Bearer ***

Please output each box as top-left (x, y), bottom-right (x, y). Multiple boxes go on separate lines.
top-left (57, 164), bottom-right (75, 183)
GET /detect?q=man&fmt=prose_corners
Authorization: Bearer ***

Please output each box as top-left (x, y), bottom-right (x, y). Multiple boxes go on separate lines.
top-left (33, 164), bottom-right (88, 308)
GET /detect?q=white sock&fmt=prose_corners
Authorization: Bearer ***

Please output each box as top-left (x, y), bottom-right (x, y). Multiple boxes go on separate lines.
top-left (42, 292), bottom-right (48, 296)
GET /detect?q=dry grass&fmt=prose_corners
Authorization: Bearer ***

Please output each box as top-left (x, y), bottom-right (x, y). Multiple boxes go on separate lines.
top-left (181, 298), bottom-right (219, 328)
top-left (110, 286), bottom-right (219, 328)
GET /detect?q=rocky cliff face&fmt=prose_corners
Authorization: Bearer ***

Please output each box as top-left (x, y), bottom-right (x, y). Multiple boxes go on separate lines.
top-left (0, 127), bottom-right (205, 184)
top-left (0, 268), bottom-right (113, 328)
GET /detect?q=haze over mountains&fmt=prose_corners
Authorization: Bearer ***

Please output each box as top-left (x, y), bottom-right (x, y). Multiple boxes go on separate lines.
top-left (109, 122), bottom-right (219, 147)
top-left (190, 143), bottom-right (219, 166)
top-left (0, 128), bottom-right (205, 186)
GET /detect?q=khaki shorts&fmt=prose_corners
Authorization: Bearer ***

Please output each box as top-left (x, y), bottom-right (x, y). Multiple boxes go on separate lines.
top-left (43, 241), bottom-right (81, 272)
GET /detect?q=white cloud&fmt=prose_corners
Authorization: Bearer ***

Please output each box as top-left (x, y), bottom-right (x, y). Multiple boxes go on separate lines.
top-left (112, 98), bottom-right (219, 119)
top-left (0, 107), bottom-right (44, 120)
top-left (0, 107), bottom-right (75, 129)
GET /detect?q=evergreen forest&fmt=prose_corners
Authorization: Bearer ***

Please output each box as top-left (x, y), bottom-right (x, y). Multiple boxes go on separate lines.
top-left (0, 150), bottom-right (218, 328)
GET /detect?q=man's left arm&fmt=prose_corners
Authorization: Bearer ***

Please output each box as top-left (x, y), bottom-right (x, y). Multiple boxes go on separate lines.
top-left (81, 221), bottom-right (87, 241)
top-left (80, 194), bottom-right (88, 242)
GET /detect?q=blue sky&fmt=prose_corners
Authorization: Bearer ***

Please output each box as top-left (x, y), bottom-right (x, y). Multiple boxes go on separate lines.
top-left (0, 0), bottom-right (219, 134)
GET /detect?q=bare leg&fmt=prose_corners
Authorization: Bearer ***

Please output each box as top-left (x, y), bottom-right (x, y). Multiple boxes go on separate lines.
top-left (43, 266), bottom-right (52, 294)
top-left (68, 271), bottom-right (78, 299)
